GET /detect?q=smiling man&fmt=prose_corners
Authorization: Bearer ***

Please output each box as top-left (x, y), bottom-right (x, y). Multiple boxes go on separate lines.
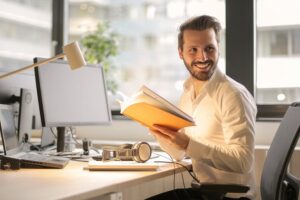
top-left (148, 15), bottom-right (257, 200)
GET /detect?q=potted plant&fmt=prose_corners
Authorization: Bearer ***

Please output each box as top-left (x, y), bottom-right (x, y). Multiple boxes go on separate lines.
top-left (80, 22), bottom-right (119, 94)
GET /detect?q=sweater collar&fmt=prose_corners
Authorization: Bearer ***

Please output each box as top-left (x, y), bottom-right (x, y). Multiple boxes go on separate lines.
top-left (183, 67), bottom-right (225, 97)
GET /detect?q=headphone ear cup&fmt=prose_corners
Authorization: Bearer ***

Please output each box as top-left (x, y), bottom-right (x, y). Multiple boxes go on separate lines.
top-left (132, 142), bottom-right (152, 163)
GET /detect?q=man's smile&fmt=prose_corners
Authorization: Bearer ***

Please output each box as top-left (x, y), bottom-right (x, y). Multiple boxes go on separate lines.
top-left (193, 62), bottom-right (211, 72)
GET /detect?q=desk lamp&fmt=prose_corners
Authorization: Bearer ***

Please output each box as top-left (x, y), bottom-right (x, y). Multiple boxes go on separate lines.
top-left (0, 41), bottom-right (86, 79)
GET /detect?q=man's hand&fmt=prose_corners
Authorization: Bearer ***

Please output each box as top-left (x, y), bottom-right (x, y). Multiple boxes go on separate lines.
top-left (150, 125), bottom-right (190, 151)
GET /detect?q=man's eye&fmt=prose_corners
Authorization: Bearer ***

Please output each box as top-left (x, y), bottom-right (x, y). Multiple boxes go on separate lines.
top-left (189, 48), bottom-right (197, 53)
top-left (206, 46), bottom-right (215, 52)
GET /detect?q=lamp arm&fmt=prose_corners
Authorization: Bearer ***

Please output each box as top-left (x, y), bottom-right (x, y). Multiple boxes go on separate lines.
top-left (0, 53), bottom-right (65, 79)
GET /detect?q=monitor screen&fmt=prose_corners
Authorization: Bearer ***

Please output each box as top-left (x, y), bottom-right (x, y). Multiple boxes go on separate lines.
top-left (34, 58), bottom-right (112, 151)
top-left (0, 104), bottom-right (20, 156)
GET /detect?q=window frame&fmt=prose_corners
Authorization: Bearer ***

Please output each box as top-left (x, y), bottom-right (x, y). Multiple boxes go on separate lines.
top-left (226, 0), bottom-right (287, 120)
top-left (52, 0), bottom-right (67, 55)
top-left (54, 0), bottom-right (289, 120)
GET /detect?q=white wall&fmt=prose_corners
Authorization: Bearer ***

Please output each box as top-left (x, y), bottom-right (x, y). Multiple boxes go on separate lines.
top-left (75, 120), bottom-right (281, 146)
top-left (76, 119), bottom-right (154, 143)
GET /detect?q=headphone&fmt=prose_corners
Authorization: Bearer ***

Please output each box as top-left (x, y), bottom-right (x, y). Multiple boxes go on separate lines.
top-left (102, 142), bottom-right (152, 163)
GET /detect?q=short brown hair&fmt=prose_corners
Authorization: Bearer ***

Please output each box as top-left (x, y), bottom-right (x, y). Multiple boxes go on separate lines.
top-left (178, 15), bottom-right (222, 50)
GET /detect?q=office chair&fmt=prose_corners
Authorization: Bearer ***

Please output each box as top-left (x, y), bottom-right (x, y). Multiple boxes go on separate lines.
top-left (191, 102), bottom-right (300, 200)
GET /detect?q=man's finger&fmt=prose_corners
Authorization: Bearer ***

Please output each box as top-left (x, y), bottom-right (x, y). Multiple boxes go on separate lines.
top-left (153, 124), bottom-right (176, 138)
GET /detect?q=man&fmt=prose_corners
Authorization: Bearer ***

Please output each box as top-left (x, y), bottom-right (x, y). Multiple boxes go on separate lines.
top-left (149, 15), bottom-right (257, 199)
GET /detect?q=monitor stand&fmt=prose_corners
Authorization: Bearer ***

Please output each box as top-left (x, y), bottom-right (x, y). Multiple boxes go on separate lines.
top-left (30, 127), bottom-right (56, 151)
top-left (40, 127), bottom-right (55, 148)
top-left (56, 127), bottom-right (65, 152)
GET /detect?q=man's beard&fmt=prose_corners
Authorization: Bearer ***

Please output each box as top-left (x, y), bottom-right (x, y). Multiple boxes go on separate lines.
top-left (183, 59), bottom-right (217, 81)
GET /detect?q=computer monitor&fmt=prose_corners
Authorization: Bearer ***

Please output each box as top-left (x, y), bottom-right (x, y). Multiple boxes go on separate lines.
top-left (0, 71), bottom-right (41, 141)
top-left (34, 58), bottom-right (112, 152)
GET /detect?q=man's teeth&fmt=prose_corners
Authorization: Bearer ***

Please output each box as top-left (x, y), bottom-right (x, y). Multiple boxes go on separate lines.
top-left (195, 64), bottom-right (209, 69)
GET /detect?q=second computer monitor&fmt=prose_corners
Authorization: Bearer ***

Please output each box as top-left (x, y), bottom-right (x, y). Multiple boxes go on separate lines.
top-left (34, 58), bottom-right (112, 151)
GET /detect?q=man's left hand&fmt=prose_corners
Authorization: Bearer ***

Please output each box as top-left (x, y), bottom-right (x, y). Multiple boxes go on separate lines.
top-left (150, 125), bottom-right (190, 151)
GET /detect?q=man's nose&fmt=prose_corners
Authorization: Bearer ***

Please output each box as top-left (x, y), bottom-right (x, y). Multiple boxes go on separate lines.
top-left (196, 50), bottom-right (208, 61)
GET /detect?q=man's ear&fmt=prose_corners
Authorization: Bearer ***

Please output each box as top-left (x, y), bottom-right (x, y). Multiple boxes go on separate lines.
top-left (178, 48), bottom-right (183, 59)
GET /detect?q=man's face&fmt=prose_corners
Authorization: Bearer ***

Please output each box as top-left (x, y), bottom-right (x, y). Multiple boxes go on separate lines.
top-left (178, 28), bottom-right (219, 81)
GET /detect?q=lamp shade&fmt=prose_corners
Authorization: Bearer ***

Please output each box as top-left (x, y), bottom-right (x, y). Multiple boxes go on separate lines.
top-left (63, 41), bottom-right (86, 70)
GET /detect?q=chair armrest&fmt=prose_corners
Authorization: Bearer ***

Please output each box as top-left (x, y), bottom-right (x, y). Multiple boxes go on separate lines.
top-left (191, 181), bottom-right (250, 194)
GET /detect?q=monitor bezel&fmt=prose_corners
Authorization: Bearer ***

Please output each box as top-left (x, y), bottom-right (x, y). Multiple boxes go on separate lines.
top-left (34, 57), bottom-right (112, 127)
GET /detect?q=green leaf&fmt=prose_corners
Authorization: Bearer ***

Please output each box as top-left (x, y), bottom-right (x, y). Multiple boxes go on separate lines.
top-left (80, 22), bottom-right (119, 93)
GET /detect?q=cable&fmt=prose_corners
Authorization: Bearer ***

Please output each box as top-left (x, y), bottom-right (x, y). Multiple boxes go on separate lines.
top-left (69, 127), bottom-right (81, 145)
top-left (49, 126), bottom-right (101, 157)
top-left (156, 160), bottom-right (199, 183)
top-left (68, 127), bottom-right (101, 155)
top-left (172, 158), bottom-right (176, 189)
top-left (26, 141), bottom-right (43, 151)
top-left (90, 147), bottom-right (100, 154)
top-left (150, 155), bottom-right (160, 159)
top-left (153, 152), bottom-right (176, 189)
top-left (180, 167), bottom-right (186, 188)
top-left (152, 152), bottom-right (176, 188)
top-left (153, 152), bottom-right (191, 189)
top-left (174, 161), bottom-right (199, 183)
top-left (50, 128), bottom-right (57, 138)
top-left (152, 152), bottom-right (199, 183)
top-left (71, 132), bottom-right (81, 145)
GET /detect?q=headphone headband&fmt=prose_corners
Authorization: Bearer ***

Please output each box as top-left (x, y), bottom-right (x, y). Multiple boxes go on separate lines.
top-left (102, 142), bottom-right (152, 163)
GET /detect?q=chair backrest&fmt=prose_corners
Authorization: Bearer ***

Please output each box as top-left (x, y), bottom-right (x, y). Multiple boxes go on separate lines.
top-left (261, 103), bottom-right (300, 200)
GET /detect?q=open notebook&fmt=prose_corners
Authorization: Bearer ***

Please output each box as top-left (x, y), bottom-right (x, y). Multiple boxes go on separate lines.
top-left (0, 104), bottom-right (69, 169)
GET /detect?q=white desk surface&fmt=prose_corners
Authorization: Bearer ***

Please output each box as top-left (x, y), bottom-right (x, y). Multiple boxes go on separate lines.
top-left (0, 158), bottom-right (191, 200)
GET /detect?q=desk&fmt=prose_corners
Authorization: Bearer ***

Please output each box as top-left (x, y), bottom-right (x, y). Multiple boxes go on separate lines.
top-left (0, 159), bottom-right (192, 200)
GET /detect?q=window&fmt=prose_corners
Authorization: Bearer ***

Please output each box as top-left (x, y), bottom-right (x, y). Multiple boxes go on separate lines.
top-left (292, 29), bottom-right (300, 55)
top-left (256, 0), bottom-right (300, 106)
top-left (0, 0), bottom-right (52, 73)
top-left (68, 0), bottom-right (225, 110)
